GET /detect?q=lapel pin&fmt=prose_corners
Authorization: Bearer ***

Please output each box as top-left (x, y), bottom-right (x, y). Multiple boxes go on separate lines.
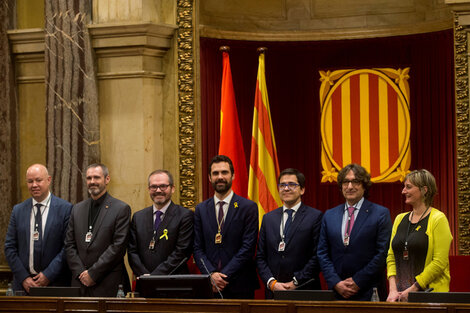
top-left (234, 202), bottom-right (238, 208)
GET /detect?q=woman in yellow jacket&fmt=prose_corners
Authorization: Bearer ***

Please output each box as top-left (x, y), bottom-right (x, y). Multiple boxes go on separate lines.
top-left (386, 169), bottom-right (452, 302)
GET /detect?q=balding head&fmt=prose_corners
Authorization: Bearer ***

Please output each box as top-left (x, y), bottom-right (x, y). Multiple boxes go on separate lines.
top-left (26, 164), bottom-right (51, 202)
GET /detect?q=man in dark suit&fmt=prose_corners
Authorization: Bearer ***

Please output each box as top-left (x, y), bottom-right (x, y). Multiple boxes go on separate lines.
top-left (194, 155), bottom-right (259, 299)
top-left (65, 163), bottom-right (131, 297)
top-left (257, 168), bottom-right (323, 298)
top-left (317, 163), bottom-right (392, 301)
top-left (4, 164), bottom-right (72, 293)
top-left (128, 169), bottom-right (193, 276)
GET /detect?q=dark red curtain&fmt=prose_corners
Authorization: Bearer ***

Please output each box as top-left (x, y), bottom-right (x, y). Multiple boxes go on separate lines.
top-left (200, 30), bottom-right (457, 254)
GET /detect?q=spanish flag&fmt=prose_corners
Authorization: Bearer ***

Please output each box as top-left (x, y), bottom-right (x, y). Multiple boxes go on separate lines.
top-left (218, 49), bottom-right (248, 198)
top-left (248, 50), bottom-right (282, 226)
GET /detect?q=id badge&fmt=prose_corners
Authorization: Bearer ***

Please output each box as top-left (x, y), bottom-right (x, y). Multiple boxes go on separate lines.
top-left (33, 230), bottom-right (39, 241)
top-left (85, 231), bottom-right (93, 242)
top-left (343, 235), bottom-right (350, 246)
top-left (278, 241), bottom-right (285, 252)
top-left (403, 249), bottom-right (409, 260)
top-left (149, 238), bottom-right (155, 250)
top-left (215, 232), bottom-right (222, 244)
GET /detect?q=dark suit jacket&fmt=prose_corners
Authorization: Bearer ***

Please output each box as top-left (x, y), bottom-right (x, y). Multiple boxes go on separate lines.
top-left (64, 193), bottom-right (131, 297)
top-left (4, 194), bottom-right (72, 291)
top-left (257, 203), bottom-right (323, 298)
top-left (317, 199), bottom-right (392, 300)
top-left (128, 201), bottom-right (194, 276)
top-left (194, 193), bottom-right (259, 296)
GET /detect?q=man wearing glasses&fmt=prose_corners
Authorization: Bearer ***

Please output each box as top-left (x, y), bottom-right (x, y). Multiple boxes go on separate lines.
top-left (317, 163), bottom-right (392, 301)
top-left (257, 168), bottom-right (323, 299)
top-left (128, 170), bottom-right (193, 276)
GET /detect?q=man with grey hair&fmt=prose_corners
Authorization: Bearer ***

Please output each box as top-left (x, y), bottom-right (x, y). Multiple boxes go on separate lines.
top-left (65, 163), bottom-right (131, 297)
top-left (317, 163), bottom-right (392, 301)
top-left (128, 169), bottom-right (193, 276)
top-left (5, 164), bottom-right (72, 293)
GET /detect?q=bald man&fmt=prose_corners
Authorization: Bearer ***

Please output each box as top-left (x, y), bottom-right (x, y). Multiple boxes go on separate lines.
top-left (4, 164), bottom-right (72, 293)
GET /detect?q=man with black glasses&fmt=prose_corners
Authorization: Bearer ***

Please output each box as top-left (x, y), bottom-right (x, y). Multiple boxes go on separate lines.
top-left (317, 163), bottom-right (392, 301)
top-left (257, 168), bottom-right (323, 298)
top-left (128, 170), bottom-right (193, 276)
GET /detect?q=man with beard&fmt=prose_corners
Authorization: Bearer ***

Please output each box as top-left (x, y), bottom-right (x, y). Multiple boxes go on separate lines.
top-left (317, 163), bottom-right (392, 301)
top-left (65, 163), bottom-right (131, 297)
top-left (194, 155), bottom-right (259, 299)
top-left (5, 164), bottom-right (72, 293)
top-left (128, 170), bottom-right (193, 276)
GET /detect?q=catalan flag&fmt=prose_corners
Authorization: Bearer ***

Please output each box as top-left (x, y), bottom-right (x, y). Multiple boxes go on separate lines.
top-left (218, 49), bottom-right (248, 197)
top-left (248, 50), bottom-right (282, 226)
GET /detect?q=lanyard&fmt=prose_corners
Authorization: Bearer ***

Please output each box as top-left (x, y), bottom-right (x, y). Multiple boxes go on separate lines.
top-left (404, 207), bottom-right (430, 250)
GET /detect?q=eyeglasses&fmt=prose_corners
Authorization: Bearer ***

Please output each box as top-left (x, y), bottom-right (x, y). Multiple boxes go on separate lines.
top-left (278, 182), bottom-right (300, 191)
top-left (149, 184), bottom-right (171, 191)
top-left (342, 179), bottom-right (361, 187)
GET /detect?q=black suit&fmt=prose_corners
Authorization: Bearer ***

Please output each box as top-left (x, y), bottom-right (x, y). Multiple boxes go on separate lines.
top-left (128, 201), bottom-right (194, 276)
top-left (257, 203), bottom-right (323, 298)
top-left (65, 193), bottom-right (131, 297)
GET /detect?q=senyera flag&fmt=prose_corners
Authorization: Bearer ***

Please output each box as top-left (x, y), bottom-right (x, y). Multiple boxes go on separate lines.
top-left (218, 48), bottom-right (248, 198)
top-left (248, 49), bottom-right (282, 226)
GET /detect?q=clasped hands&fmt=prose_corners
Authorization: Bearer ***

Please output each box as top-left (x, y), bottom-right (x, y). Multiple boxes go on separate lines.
top-left (22, 272), bottom-right (50, 293)
top-left (334, 277), bottom-right (360, 299)
top-left (269, 280), bottom-right (296, 291)
top-left (79, 270), bottom-right (96, 287)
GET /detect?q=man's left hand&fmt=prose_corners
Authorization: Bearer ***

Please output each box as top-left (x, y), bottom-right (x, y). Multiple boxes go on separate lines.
top-left (345, 277), bottom-right (360, 292)
top-left (79, 270), bottom-right (96, 287)
top-left (32, 272), bottom-right (50, 286)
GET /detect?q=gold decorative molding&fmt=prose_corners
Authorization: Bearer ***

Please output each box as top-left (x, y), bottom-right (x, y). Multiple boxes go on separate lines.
top-left (200, 20), bottom-right (453, 41)
top-left (177, 0), bottom-right (197, 210)
top-left (454, 13), bottom-right (470, 255)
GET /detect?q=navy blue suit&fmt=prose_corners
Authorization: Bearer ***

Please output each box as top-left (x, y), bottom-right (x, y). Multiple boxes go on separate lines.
top-left (4, 195), bottom-right (72, 291)
top-left (317, 199), bottom-right (392, 300)
top-left (257, 203), bottom-right (323, 298)
top-left (194, 193), bottom-right (259, 298)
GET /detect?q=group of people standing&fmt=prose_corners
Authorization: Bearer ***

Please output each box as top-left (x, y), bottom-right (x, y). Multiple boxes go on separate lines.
top-left (4, 156), bottom-right (452, 302)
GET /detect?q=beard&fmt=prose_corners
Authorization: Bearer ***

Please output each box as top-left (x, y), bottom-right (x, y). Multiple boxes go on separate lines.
top-left (212, 178), bottom-right (232, 194)
top-left (151, 192), bottom-right (171, 206)
top-left (88, 184), bottom-right (105, 196)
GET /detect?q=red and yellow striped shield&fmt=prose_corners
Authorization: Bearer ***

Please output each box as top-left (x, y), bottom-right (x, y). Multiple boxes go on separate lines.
top-left (319, 68), bottom-right (411, 183)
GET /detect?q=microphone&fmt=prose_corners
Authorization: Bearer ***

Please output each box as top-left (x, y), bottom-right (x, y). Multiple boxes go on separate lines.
top-left (296, 277), bottom-right (316, 290)
top-left (168, 257), bottom-right (189, 275)
top-left (200, 258), bottom-right (224, 299)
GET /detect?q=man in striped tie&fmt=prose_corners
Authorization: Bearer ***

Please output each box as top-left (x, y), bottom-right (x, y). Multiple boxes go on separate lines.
top-left (194, 155), bottom-right (259, 299)
top-left (317, 163), bottom-right (392, 301)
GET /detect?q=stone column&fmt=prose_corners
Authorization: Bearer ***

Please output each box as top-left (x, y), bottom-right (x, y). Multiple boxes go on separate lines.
top-left (88, 4), bottom-right (179, 212)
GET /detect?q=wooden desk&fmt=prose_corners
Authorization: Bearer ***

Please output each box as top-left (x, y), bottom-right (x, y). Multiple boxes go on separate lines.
top-left (0, 297), bottom-right (469, 313)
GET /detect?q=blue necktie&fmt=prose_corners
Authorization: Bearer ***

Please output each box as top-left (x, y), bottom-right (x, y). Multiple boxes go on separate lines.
top-left (33, 203), bottom-right (42, 273)
top-left (284, 209), bottom-right (294, 241)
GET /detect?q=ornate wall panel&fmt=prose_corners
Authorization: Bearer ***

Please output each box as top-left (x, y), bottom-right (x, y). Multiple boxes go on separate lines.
top-left (454, 13), bottom-right (470, 255)
top-left (177, 0), bottom-right (197, 210)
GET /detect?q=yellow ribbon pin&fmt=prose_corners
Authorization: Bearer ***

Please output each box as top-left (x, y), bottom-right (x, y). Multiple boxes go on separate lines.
top-left (234, 202), bottom-right (238, 208)
top-left (159, 229), bottom-right (168, 240)
top-left (416, 225), bottom-right (421, 231)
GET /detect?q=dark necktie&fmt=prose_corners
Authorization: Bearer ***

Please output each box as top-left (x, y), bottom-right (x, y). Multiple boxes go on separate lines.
top-left (33, 203), bottom-right (43, 273)
top-left (345, 206), bottom-right (356, 236)
top-left (217, 201), bottom-right (225, 230)
top-left (154, 210), bottom-right (163, 231)
top-left (284, 209), bottom-right (294, 241)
